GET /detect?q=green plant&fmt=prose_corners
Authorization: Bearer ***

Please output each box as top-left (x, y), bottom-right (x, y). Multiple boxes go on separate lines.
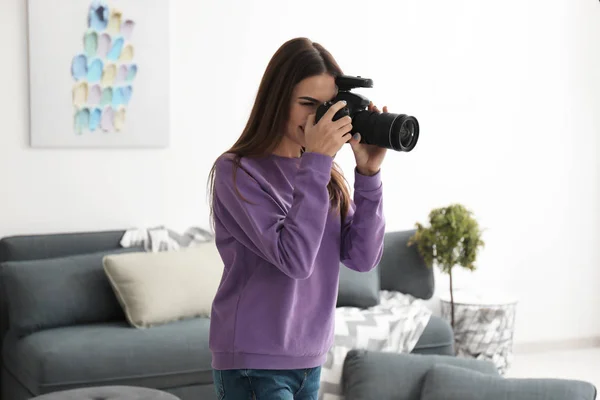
top-left (408, 203), bottom-right (485, 329)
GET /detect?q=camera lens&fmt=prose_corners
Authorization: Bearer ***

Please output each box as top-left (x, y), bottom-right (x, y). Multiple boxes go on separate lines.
top-left (401, 122), bottom-right (414, 145)
top-left (352, 111), bottom-right (419, 152)
top-left (390, 115), bottom-right (419, 151)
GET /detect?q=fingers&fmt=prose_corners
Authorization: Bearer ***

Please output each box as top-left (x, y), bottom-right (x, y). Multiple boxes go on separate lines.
top-left (339, 125), bottom-right (353, 139)
top-left (323, 100), bottom-right (347, 122)
top-left (368, 101), bottom-right (388, 114)
top-left (306, 113), bottom-right (315, 128)
top-left (338, 125), bottom-right (353, 140)
top-left (348, 132), bottom-right (361, 146)
top-left (333, 115), bottom-right (352, 131)
top-left (336, 121), bottom-right (353, 140)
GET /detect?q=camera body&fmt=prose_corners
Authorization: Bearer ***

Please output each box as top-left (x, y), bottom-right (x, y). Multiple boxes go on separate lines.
top-left (314, 75), bottom-right (419, 152)
top-left (315, 75), bottom-right (373, 123)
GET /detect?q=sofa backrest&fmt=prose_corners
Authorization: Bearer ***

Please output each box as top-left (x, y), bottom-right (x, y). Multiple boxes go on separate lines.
top-left (0, 230), bottom-right (130, 342)
top-left (0, 228), bottom-right (434, 335)
top-left (336, 229), bottom-right (434, 309)
top-left (0, 230), bottom-right (127, 262)
top-left (0, 229), bottom-right (435, 335)
top-left (377, 229), bottom-right (435, 300)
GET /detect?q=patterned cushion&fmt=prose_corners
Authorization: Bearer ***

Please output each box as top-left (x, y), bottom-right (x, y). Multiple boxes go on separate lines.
top-left (322, 291), bottom-right (432, 398)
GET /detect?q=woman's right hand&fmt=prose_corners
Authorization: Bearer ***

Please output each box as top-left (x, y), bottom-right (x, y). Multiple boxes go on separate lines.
top-left (304, 101), bottom-right (353, 158)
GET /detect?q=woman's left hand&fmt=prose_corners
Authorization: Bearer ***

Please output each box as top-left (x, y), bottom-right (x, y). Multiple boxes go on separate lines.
top-left (347, 102), bottom-right (388, 176)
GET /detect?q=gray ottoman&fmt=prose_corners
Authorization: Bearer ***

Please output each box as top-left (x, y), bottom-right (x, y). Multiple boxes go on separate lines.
top-left (31, 386), bottom-right (180, 400)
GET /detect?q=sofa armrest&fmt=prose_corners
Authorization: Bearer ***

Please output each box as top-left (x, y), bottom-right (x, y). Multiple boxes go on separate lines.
top-left (421, 364), bottom-right (597, 400)
top-left (342, 350), bottom-right (498, 400)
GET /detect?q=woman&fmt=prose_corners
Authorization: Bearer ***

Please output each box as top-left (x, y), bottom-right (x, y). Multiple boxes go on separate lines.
top-left (207, 37), bottom-right (387, 399)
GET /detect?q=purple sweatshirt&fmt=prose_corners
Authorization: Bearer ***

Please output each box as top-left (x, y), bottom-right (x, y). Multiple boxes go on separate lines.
top-left (209, 151), bottom-right (385, 370)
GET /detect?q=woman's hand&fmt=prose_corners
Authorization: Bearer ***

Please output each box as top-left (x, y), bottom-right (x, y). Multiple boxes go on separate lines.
top-left (305, 100), bottom-right (353, 158)
top-left (347, 102), bottom-right (388, 176)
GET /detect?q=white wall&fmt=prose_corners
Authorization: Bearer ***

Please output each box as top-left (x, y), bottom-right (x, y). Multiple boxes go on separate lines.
top-left (1, 0), bottom-right (598, 345)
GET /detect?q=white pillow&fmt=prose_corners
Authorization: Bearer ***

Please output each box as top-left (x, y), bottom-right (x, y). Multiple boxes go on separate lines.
top-left (102, 242), bottom-right (224, 328)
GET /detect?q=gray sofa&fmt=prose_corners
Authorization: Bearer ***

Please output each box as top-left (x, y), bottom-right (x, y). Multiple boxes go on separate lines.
top-left (0, 229), bottom-right (452, 399)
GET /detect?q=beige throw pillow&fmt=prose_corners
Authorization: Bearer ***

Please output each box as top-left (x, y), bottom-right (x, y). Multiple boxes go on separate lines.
top-left (103, 242), bottom-right (224, 328)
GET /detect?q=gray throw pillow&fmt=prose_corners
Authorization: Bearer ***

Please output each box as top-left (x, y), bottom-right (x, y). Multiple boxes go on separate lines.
top-left (337, 264), bottom-right (380, 308)
top-left (1, 247), bottom-right (140, 337)
top-left (421, 364), bottom-right (597, 400)
top-left (342, 350), bottom-right (499, 400)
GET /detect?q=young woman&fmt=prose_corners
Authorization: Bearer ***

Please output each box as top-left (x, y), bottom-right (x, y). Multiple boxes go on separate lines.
top-left (207, 37), bottom-right (387, 399)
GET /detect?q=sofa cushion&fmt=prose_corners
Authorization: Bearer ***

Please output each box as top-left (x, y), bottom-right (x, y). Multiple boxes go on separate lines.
top-left (421, 364), bottom-right (597, 400)
top-left (342, 350), bottom-right (499, 400)
top-left (336, 264), bottom-right (380, 308)
top-left (103, 243), bottom-right (224, 328)
top-left (1, 247), bottom-right (140, 338)
top-left (3, 318), bottom-right (212, 396)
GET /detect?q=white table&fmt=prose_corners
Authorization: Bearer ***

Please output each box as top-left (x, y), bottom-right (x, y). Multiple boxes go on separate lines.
top-left (439, 288), bottom-right (518, 375)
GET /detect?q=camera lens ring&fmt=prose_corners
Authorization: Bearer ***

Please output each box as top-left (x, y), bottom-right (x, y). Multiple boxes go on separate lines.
top-left (388, 114), bottom-right (419, 151)
top-left (351, 109), bottom-right (419, 152)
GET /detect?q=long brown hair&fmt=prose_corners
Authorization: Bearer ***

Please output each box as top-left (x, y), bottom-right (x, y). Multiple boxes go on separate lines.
top-left (207, 37), bottom-right (351, 226)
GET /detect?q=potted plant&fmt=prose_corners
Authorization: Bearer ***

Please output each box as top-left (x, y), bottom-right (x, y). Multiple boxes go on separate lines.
top-left (408, 203), bottom-right (485, 329)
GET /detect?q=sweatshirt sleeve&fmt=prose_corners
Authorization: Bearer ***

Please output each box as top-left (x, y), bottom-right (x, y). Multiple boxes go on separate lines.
top-left (340, 169), bottom-right (386, 272)
top-left (213, 153), bottom-right (333, 280)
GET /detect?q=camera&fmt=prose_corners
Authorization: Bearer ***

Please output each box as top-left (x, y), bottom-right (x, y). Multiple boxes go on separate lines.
top-left (314, 75), bottom-right (419, 152)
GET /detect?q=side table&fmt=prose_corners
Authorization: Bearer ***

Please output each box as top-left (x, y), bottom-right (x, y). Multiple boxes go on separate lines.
top-left (439, 288), bottom-right (518, 375)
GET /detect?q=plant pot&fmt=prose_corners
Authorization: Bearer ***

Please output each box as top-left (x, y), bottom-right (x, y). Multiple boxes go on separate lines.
top-left (439, 288), bottom-right (518, 375)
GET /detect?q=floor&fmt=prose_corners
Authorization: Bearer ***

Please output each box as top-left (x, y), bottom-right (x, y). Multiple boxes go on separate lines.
top-left (506, 347), bottom-right (600, 388)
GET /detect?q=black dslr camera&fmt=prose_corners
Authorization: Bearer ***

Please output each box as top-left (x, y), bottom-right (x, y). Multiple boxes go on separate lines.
top-left (315, 75), bottom-right (419, 152)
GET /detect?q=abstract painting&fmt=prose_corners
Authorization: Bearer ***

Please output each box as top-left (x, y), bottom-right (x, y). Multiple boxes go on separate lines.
top-left (28, 0), bottom-right (170, 148)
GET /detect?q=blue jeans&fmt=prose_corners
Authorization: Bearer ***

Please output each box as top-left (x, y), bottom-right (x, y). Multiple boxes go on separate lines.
top-left (212, 367), bottom-right (321, 400)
